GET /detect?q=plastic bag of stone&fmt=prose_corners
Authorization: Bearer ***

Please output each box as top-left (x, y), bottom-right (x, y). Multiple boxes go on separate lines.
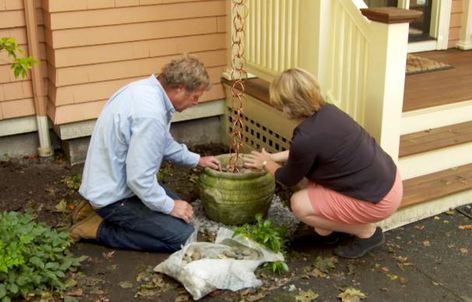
top-left (154, 227), bottom-right (284, 300)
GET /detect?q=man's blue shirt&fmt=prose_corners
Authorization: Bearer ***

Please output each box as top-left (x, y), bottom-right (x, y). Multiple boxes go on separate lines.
top-left (79, 75), bottom-right (200, 214)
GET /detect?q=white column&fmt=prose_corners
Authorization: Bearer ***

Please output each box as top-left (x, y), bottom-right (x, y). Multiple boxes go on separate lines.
top-left (364, 22), bottom-right (410, 161)
top-left (457, 0), bottom-right (472, 49)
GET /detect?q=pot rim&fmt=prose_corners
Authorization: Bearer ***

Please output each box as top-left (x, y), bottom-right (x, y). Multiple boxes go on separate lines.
top-left (203, 153), bottom-right (267, 179)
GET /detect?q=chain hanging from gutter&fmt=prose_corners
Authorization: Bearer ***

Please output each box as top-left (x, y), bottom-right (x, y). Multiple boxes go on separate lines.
top-left (228, 0), bottom-right (248, 173)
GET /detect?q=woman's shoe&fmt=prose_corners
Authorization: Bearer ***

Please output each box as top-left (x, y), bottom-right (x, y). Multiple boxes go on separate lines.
top-left (334, 227), bottom-right (385, 259)
top-left (292, 224), bottom-right (350, 246)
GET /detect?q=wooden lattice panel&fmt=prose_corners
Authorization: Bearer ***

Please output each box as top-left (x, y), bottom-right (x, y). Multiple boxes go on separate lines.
top-left (224, 86), bottom-right (298, 153)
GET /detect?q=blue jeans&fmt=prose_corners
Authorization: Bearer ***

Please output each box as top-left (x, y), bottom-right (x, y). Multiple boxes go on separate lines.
top-left (95, 184), bottom-right (194, 252)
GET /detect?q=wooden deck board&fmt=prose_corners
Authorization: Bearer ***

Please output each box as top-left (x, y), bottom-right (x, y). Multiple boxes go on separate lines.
top-left (399, 120), bottom-right (472, 157)
top-left (404, 49), bottom-right (472, 112)
top-left (401, 163), bottom-right (472, 208)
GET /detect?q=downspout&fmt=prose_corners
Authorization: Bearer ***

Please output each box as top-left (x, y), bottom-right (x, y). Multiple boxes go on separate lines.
top-left (23, 0), bottom-right (53, 157)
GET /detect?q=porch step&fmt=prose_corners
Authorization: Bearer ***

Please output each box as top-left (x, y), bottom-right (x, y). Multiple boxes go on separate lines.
top-left (400, 120), bottom-right (472, 156)
top-left (401, 99), bottom-right (472, 135)
top-left (401, 163), bottom-right (472, 208)
top-left (380, 163), bottom-right (472, 231)
top-left (387, 119), bottom-right (472, 230)
top-left (398, 121), bottom-right (472, 180)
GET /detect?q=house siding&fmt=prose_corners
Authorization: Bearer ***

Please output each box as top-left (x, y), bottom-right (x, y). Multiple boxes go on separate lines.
top-left (449, 0), bottom-right (464, 48)
top-left (42, 0), bottom-right (227, 125)
top-left (0, 0), bottom-right (46, 121)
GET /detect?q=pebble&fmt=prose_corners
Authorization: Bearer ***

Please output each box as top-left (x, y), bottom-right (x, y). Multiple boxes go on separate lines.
top-left (192, 195), bottom-right (301, 240)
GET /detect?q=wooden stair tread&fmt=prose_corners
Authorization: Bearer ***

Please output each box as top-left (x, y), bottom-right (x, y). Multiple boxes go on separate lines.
top-left (401, 163), bottom-right (472, 208)
top-left (399, 120), bottom-right (472, 157)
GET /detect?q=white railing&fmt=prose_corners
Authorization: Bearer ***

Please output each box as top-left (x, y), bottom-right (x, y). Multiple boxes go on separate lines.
top-left (228, 0), bottom-right (411, 160)
top-left (326, 0), bottom-right (369, 123)
top-left (245, 0), bottom-right (300, 81)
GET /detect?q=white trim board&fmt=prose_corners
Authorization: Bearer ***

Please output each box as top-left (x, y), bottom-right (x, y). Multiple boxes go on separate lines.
top-left (401, 99), bottom-right (472, 135)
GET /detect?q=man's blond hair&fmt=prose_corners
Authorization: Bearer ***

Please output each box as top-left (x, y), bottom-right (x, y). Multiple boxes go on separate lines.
top-left (159, 55), bottom-right (210, 91)
top-left (269, 68), bottom-right (325, 119)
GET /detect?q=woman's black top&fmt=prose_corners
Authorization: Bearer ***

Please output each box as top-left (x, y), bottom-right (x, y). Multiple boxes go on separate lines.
top-left (275, 103), bottom-right (397, 203)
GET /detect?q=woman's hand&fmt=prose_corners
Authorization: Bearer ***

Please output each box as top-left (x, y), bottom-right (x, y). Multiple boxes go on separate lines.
top-left (244, 148), bottom-right (272, 169)
top-left (198, 156), bottom-right (221, 170)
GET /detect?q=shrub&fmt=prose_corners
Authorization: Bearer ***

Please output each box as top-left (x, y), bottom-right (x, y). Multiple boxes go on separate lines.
top-left (0, 211), bottom-right (87, 301)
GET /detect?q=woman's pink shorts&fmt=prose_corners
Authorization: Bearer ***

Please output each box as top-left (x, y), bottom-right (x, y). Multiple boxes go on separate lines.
top-left (308, 170), bottom-right (403, 225)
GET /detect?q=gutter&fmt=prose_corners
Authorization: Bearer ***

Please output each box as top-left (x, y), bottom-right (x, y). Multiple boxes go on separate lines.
top-left (23, 0), bottom-right (53, 157)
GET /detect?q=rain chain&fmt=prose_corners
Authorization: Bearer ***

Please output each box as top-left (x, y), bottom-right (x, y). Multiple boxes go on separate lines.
top-left (228, 0), bottom-right (248, 173)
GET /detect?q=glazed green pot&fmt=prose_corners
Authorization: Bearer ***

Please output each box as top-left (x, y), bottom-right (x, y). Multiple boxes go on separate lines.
top-left (199, 154), bottom-right (275, 225)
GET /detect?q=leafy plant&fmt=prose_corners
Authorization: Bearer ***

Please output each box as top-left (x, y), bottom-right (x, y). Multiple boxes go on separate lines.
top-left (234, 214), bottom-right (289, 274)
top-left (63, 174), bottom-right (82, 191)
top-left (0, 211), bottom-right (87, 301)
top-left (0, 37), bottom-right (38, 79)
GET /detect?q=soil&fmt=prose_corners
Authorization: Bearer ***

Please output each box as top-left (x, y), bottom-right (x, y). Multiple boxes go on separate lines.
top-left (0, 143), bottom-right (231, 227)
top-left (1, 144), bottom-right (471, 302)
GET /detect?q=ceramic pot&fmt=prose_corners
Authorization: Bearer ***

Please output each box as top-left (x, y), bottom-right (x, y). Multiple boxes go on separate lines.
top-left (199, 154), bottom-right (275, 225)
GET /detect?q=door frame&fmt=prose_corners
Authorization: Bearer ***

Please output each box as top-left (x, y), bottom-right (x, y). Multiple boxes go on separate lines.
top-left (399, 0), bottom-right (452, 52)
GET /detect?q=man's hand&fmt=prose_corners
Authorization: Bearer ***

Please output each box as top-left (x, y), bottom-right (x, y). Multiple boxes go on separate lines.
top-left (198, 156), bottom-right (221, 170)
top-left (170, 200), bottom-right (194, 223)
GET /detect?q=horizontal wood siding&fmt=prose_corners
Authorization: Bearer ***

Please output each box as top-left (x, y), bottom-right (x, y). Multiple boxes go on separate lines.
top-left (0, 0), bottom-right (46, 121)
top-left (448, 0), bottom-right (463, 48)
top-left (44, 0), bottom-right (227, 125)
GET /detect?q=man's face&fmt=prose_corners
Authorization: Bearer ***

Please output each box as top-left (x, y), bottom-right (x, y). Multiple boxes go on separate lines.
top-left (169, 86), bottom-right (206, 112)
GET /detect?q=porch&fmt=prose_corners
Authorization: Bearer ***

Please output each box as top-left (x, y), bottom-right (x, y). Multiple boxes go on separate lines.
top-left (396, 48), bottom-right (472, 228)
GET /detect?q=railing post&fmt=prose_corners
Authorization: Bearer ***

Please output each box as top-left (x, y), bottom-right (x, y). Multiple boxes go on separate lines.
top-left (360, 8), bottom-right (420, 161)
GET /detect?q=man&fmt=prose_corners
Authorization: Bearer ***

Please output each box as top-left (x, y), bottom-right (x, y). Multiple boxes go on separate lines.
top-left (71, 55), bottom-right (221, 252)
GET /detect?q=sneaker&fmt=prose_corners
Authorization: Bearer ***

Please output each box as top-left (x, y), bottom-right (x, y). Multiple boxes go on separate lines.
top-left (71, 200), bottom-right (94, 224)
top-left (334, 227), bottom-right (385, 259)
top-left (70, 213), bottom-right (103, 243)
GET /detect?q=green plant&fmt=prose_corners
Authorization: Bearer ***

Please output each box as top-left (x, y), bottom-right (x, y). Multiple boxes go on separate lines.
top-left (63, 174), bottom-right (82, 191)
top-left (234, 214), bottom-right (289, 274)
top-left (0, 37), bottom-right (38, 79)
top-left (0, 211), bottom-right (87, 301)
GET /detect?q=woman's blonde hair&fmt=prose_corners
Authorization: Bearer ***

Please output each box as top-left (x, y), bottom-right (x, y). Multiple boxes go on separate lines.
top-left (269, 68), bottom-right (325, 119)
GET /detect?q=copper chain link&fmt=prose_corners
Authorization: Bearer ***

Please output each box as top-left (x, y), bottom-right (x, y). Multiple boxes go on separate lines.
top-left (228, 0), bottom-right (248, 173)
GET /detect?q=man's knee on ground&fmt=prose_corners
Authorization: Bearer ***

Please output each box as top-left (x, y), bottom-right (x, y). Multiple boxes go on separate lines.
top-left (167, 223), bottom-right (194, 251)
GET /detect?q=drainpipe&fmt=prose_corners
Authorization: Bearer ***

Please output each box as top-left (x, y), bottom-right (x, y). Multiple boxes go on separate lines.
top-left (23, 0), bottom-right (53, 157)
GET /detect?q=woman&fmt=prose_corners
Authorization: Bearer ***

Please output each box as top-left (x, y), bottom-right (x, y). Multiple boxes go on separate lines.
top-left (244, 68), bottom-right (403, 258)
